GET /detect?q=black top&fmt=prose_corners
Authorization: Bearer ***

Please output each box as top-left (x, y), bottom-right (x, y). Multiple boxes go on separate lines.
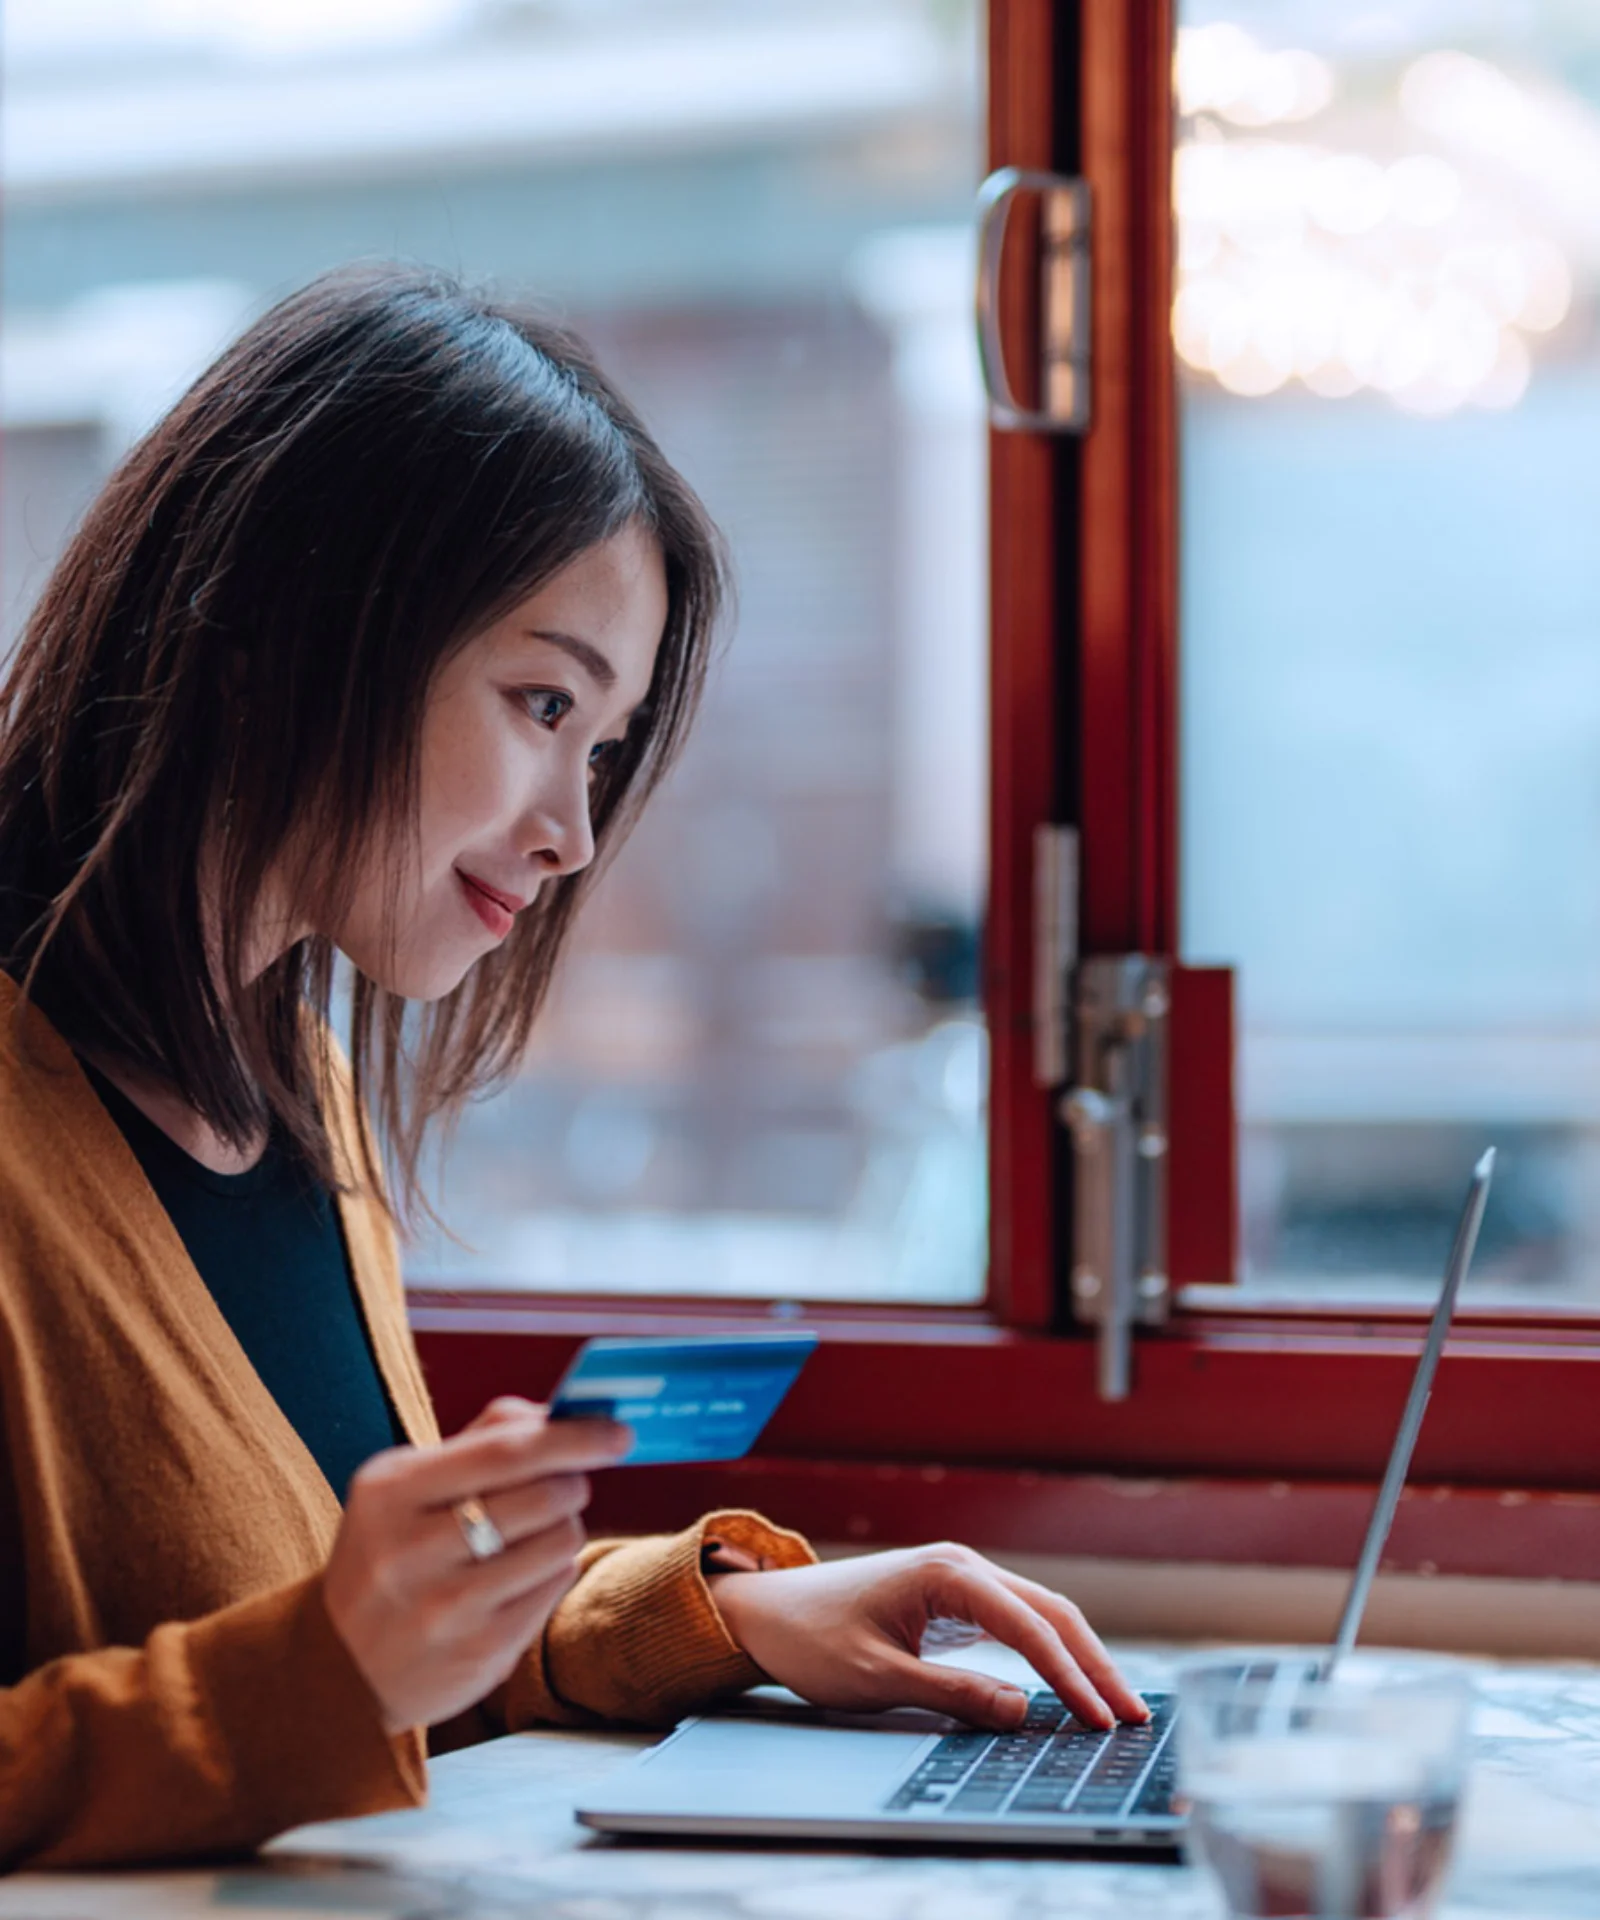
top-left (83, 1063), bottom-right (403, 1501)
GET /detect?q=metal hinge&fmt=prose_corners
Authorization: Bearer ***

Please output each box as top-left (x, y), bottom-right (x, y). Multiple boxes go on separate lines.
top-left (1031, 825), bottom-right (1079, 1088)
top-left (1060, 957), bottom-right (1172, 1402)
top-left (975, 168), bottom-right (1093, 433)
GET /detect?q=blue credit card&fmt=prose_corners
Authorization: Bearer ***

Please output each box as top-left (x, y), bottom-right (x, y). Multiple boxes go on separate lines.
top-left (547, 1333), bottom-right (817, 1466)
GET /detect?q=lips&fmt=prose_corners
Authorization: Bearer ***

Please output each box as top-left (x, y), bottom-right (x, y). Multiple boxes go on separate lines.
top-left (456, 868), bottom-right (524, 940)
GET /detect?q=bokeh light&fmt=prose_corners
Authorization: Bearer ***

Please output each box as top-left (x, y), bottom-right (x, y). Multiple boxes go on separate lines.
top-left (1173, 26), bottom-right (1592, 416)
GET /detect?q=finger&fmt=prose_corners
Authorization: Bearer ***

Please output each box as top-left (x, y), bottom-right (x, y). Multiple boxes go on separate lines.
top-left (402, 1472), bottom-right (592, 1584)
top-left (464, 1396), bottom-right (547, 1431)
top-left (388, 1416), bottom-right (630, 1511)
top-left (437, 1514), bottom-right (587, 1624)
top-left (474, 1561), bottom-right (584, 1673)
top-left (872, 1646), bottom-right (1031, 1732)
top-left (995, 1569), bottom-right (1150, 1724)
top-left (490, 1555), bottom-right (581, 1630)
top-left (921, 1562), bottom-right (1114, 1730)
top-left (481, 1472), bottom-right (593, 1550)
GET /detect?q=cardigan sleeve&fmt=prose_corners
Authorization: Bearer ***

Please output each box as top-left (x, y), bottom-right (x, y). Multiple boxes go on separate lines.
top-left (430, 1509), bottom-right (817, 1751)
top-left (0, 1574), bottom-right (426, 1872)
top-left (528, 1508), bottom-right (817, 1728)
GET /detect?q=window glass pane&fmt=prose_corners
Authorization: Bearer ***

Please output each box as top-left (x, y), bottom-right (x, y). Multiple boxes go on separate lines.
top-left (2, 0), bottom-right (988, 1303)
top-left (1177, 3), bottom-right (1600, 1303)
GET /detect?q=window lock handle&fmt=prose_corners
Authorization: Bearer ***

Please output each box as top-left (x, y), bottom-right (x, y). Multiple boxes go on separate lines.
top-left (975, 167), bottom-right (1093, 434)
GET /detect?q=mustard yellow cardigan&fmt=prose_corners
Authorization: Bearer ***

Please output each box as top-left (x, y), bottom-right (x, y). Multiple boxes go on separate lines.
top-left (0, 975), bottom-right (813, 1870)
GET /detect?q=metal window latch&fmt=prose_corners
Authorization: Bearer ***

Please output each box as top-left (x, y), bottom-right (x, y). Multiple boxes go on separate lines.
top-left (975, 168), bottom-right (1093, 434)
top-left (1060, 957), bottom-right (1172, 1402)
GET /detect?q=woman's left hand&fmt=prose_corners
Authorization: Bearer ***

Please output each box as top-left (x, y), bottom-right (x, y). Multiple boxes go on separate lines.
top-left (708, 1543), bottom-right (1148, 1734)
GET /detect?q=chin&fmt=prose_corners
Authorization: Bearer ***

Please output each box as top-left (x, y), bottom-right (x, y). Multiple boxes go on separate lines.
top-left (339, 937), bottom-right (484, 1003)
top-left (399, 954), bottom-right (484, 1001)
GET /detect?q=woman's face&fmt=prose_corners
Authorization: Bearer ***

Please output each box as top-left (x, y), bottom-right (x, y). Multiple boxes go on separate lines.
top-left (328, 522), bottom-right (667, 1000)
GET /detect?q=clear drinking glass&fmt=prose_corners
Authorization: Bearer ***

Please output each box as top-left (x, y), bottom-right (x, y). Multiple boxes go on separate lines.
top-left (1176, 1656), bottom-right (1473, 1920)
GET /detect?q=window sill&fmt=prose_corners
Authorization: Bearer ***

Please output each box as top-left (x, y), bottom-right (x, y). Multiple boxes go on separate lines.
top-left (409, 1286), bottom-right (1600, 1498)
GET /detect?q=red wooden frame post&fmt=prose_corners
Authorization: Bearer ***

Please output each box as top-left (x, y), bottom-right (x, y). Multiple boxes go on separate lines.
top-left (986, 0), bottom-right (1062, 1331)
top-left (1078, 0), bottom-right (1178, 956)
top-left (1077, 0), bottom-right (1238, 1287)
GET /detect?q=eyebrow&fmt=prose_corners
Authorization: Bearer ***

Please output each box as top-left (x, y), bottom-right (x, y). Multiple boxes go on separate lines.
top-left (525, 628), bottom-right (617, 691)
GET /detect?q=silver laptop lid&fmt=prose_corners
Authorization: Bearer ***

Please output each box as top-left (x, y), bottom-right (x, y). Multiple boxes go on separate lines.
top-left (1327, 1147), bottom-right (1495, 1671)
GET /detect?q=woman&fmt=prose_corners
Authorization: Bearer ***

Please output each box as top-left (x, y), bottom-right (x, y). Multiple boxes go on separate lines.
top-left (0, 265), bottom-right (1144, 1871)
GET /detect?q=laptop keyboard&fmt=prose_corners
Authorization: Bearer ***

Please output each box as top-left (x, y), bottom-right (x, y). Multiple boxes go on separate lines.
top-left (885, 1690), bottom-right (1177, 1821)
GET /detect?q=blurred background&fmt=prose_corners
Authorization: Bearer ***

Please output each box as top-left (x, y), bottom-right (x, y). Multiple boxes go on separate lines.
top-left (1176, 1), bottom-right (1600, 1305)
top-left (1, 0), bottom-right (991, 1303)
top-left (5, 1), bottom-right (1600, 1307)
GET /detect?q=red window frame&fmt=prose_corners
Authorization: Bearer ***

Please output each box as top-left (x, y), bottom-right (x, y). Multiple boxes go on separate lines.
top-left (411, 0), bottom-right (1600, 1583)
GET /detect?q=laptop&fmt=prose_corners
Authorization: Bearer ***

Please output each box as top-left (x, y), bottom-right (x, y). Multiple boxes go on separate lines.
top-left (577, 1149), bottom-right (1495, 1850)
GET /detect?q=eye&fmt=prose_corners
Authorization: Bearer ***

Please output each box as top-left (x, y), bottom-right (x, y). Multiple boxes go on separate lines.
top-left (588, 738), bottom-right (624, 779)
top-left (520, 688), bottom-right (574, 729)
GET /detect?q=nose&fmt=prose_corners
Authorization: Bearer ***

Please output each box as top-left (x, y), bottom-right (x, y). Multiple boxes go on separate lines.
top-left (521, 755), bottom-right (596, 879)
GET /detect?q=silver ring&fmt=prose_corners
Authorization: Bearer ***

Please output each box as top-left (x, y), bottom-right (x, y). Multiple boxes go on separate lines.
top-left (453, 1496), bottom-right (505, 1561)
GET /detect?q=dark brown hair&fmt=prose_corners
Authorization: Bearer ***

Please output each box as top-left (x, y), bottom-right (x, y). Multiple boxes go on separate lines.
top-left (0, 263), bottom-right (725, 1216)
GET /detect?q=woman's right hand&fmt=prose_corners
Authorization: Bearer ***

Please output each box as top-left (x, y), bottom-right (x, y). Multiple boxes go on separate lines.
top-left (322, 1396), bottom-right (630, 1734)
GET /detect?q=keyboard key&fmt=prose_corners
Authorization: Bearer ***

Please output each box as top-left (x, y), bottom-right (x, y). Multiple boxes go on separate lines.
top-left (1131, 1762), bottom-right (1177, 1817)
top-left (891, 1695), bottom-right (1186, 1823)
top-left (1022, 1693), bottom-right (1067, 1733)
top-left (1011, 1748), bottom-right (1099, 1813)
top-left (884, 1730), bottom-right (1001, 1810)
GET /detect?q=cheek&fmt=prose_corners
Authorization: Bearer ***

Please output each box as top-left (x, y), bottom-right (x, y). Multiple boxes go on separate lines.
top-left (417, 693), bottom-right (520, 860)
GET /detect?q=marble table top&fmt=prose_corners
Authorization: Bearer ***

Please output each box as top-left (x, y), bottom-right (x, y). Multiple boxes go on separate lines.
top-left (4, 1647), bottom-right (1597, 1919)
